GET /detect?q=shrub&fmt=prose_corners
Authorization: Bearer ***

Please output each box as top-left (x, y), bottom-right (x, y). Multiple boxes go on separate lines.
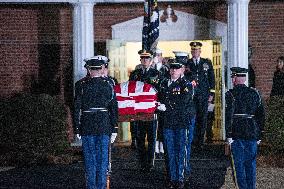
top-left (0, 93), bottom-right (69, 166)
top-left (263, 96), bottom-right (284, 154)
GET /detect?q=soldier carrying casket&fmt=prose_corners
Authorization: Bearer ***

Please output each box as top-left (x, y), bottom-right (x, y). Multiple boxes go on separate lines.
top-left (129, 50), bottom-right (161, 172)
top-left (157, 61), bottom-right (194, 189)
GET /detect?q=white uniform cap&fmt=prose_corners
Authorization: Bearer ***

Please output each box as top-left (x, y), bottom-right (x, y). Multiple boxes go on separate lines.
top-left (84, 55), bottom-right (109, 63)
top-left (172, 51), bottom-right (189, 57)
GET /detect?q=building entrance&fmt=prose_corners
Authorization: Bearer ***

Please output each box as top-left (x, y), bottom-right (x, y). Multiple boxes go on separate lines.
top-left (107, 39), bottom-right (224, 142)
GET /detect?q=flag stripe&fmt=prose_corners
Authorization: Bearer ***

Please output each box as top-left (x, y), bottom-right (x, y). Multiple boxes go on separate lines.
top-left (114, 81), bottom-right (157, 116)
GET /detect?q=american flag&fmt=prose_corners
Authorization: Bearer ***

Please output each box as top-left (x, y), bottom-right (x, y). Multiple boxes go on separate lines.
top-left (114, 81), bottom-right (157, 121)
top-left (142, 0), bottom-right (159, 52)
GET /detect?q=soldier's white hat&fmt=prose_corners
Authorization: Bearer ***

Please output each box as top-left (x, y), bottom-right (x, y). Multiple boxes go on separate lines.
top-left (172, 51), bottom-right (189, 57)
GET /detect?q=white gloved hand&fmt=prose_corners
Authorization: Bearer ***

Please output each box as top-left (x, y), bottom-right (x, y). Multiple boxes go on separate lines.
top-left (157, 103), bottom-right (166, 111)
top-left (153, 56), bottom-right (159, 64)
top-left (227, 138), bottom-right (234, 145)
top-left (76, 134), bottom-right (81, 140)
top-left (257, 140), bottom-right (261, 145)
top-left (111, 133), bottom-right (117, 143)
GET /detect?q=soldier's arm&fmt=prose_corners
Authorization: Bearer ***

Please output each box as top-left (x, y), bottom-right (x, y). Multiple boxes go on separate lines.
top-left (254, 90), bottom-right (266, 139)
top-left (129, 69), bottom-right (139, 81)
top-left (108, 87), bottom-right (119, 134)
top-left (148, 70), bottom-right (160, 89)
top-left (129, 70), bottom-right (135, 81)
top-left (73, 82), bottom-right (82, 134)
top-left (208, 59), bottom-right (215, 96)
top-left (177, 80), bottom-right (193, 110)
top-left (225, 91), bottom-right (234, 138)
top-left (157, 81), bottom-right (170, 109)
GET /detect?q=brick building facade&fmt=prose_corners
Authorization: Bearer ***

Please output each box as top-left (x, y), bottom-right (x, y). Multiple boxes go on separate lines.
top-left (0, 1), bottom-right (283, 105)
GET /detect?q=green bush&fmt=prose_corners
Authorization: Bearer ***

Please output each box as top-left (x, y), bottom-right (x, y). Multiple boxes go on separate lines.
top-left (264, 96), bottom-right (284, 154)
top-left (0, 94), bottom-right (69, 166)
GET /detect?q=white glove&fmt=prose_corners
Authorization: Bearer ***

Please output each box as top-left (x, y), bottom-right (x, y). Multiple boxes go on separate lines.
top-left (227, 138), bottom-right (234, 145)
top-left (111, 133), bottom-right (117, 143)
top-left (257, 140), bottom-right (261, 145)
top-left (153, 56), bottom-right (159, 64)
top-left (157, 103), bottom-right (166, 111)
top-left (76, 134), bottom-right (81, 140)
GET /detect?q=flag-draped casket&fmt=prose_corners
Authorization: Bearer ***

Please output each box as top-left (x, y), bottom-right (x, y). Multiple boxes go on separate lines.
top-left (114, 81), bottom-right (157, 122)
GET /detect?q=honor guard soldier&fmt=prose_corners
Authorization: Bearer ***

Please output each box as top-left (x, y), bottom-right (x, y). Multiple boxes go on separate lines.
top-left (73, 57), bottom-right (118, 189)
top-left (173, 51), bottom-right (196, 179)
top-left (129, 50), bottom-right (160, 172)
top-left (152, 48), bottom-right (170, 158)
top-left (187, 41), bottom-right (215, 149)
top-left (225, 67), bottom-right (265, 189)
top-left (157, 61), bottom-right (194, 189)
top-left (152, 48), bottom-right (170, 80)
top-left (173, 51), bottom-right (193, 81)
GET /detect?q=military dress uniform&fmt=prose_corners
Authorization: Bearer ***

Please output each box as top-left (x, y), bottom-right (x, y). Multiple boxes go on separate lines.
top-left (73, 58), bottom-right (118, 189)
top-left (158, 62), bottom-right (194, 189)
top-left (186, 42), bottom-right (215, 148)
top-left (152, 49), bottom-right (170, 158)
top-left (225, 67), bottom-right (265, 189)
top-left (129, 51), bottom-right (160, 171)
top-left (173, 51), bottom-right (196, 177)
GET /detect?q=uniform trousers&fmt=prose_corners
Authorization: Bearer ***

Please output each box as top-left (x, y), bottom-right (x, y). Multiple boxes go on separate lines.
top-left (136, 120), bottom-right (157, 168)
top-left (82, 135), bottom-right (110, 189)
top-left (205, 111), bottom-right (215, 142)
top-left (163, 128), bottom-right (187, 182)
top-left (130, 121), bottom-right (138, 141)
top-left (193, 95), bottom-right (209, 146)
top-left (231, 140), bottom-right (257, 189)
top-left (185, 117), bottom-right (196, 175)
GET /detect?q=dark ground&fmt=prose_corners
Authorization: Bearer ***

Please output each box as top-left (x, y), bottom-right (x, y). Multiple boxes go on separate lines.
top-left (0, 143), bottom-right (230, 189)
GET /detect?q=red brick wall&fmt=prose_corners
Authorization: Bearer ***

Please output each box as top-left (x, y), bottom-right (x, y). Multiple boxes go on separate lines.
top-left (0, 2), bottom-right (283, 100)
top-left (213, 1), bottom-right (284, 99)
top-left (0, 4), bottom-right (73, 99)
top-left (0, 6), bottom-right (39, 98)
top-left (249, 1), bottom-right (284, 98)
top-left (94, 2), bottom-right (217, 41)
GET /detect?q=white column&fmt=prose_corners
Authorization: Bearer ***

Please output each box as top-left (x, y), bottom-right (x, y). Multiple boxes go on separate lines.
top-left (72, 1), bottom-right (95, 83)
top-left (227, 0), bottom-right (250, 86)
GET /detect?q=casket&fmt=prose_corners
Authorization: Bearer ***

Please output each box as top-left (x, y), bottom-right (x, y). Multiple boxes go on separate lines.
top-left (114, 81), bottom-right (157, 122)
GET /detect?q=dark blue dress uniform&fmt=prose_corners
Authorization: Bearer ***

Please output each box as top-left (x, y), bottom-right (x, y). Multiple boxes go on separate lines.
top-left (73, 58), bottom-right (118, 189)
top-left (225, 67), bottom-right (265, 189)
top-left (152, 60), bottom-right (170, 156)
top-left (186, 42), bottom-right (215, 147)
top-left (158, 63), bottom-right (194, 188)
top-left (129, 52), bottom-right (160, 171)
top-left (173, 51), bottom-right (196, 177)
